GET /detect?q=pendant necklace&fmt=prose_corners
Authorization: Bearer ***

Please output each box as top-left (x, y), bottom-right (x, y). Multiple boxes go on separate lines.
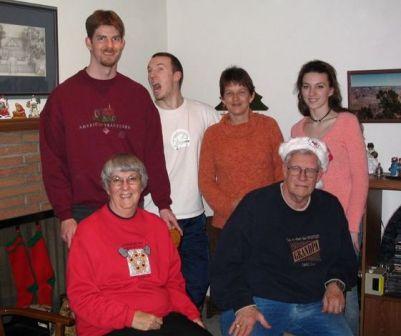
top-left (310, 108), bottom-right (331, 123)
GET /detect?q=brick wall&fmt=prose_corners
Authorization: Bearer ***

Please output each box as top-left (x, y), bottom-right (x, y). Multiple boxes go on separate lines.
top-left (0, 130), bottom-right (51, 220)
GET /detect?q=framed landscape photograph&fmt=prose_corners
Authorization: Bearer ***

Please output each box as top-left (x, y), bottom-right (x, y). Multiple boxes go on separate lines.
top-left (0, 0), bottom-right (58, 96)
top-left (347, 69), bottom-right (401, 123)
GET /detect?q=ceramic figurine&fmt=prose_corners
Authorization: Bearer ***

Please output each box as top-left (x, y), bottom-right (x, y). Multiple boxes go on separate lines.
top-left (375, 163), bottom-right (383, 177)
top-left (398, 158), bottom-right (401, 177)
top-left (12, 103), bottom-right (27, 119)
top-left (367, 142), bottom-right (379, 175)
top-left (389, 157), bottom-right (399, 177)
top-left (26, 95), bottom-right (41, 118)
top-left (0, 95), bottom-right (11, 119)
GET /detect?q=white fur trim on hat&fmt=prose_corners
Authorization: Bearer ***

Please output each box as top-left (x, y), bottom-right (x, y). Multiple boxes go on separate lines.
top-left (279, 137), bottom-right (329, 172)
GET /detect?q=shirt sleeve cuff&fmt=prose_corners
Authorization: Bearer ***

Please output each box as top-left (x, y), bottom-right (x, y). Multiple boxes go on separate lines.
top-left (325, 278), bottom-right (346, 291)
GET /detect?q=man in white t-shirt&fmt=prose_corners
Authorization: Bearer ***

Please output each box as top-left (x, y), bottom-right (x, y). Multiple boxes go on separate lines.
top-left (145, 52), bottom-right (220, 308)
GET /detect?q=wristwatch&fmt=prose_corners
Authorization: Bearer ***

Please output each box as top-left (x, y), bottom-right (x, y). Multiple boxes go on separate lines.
top-left (325, 279), bottom-right (346, 292)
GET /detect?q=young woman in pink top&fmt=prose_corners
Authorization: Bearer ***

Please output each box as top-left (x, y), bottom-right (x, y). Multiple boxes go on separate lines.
top-left (291, 60), bottom-right (368, 249)
top-left (291, 60), bottom-right (368, 334)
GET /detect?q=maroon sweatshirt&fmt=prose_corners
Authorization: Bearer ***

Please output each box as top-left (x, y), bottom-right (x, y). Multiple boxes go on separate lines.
top-left (40, 69), bottom-right (171, 220)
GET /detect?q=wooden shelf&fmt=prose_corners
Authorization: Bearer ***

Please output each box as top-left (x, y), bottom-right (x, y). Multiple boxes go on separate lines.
top-left (369, 175), bottom-right (401, 191)
top-left (361, 178), bottom-right (401, 335)
top-left (365, 293), bottom-right (401, 302)
top-left (0, 118), bottom-right (39, 132)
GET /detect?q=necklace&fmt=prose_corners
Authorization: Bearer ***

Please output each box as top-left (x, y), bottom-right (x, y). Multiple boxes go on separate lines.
top-left (309, 108), bottom-right (331, 123)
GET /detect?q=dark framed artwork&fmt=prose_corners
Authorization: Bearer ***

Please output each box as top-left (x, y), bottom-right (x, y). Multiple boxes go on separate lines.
top-left (347, 69), bottom-right (401, 123)
top-left (0, 0), bottom-right (58, 96)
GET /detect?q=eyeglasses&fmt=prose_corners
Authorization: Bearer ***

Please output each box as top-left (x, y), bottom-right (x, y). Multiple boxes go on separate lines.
top-left (287, 165), bottom-right (319, 179)
top-left (110, 175), bottom-right (140, 187)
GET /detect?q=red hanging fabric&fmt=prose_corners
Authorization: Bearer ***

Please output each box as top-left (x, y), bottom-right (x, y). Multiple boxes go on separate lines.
top-left (5, 233), bottom-right (37, 307)
top-left (27, 225), bottom-right (55, 306)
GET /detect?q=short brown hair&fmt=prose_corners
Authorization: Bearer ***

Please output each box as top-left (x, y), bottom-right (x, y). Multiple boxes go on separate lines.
top-left (219, 66), bottom-right (255, 97)
top-left (151, 52), bottom-right (184, 88)
top-left (85, 10), bottom-right (125, 39)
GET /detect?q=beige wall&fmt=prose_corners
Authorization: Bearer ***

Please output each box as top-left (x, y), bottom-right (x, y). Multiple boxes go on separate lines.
top-left (166, 0), bottom-right (401, 225)
top-left (26, 0), bottom-right (167, 84)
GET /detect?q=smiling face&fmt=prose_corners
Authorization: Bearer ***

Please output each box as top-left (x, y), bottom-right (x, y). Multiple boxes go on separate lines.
top-left (107, 171), bottom-right (142, 217)
top-left (301, 72), bottom-right (334, 113)
top-left (221, 82), bottom-right (255, 123)
top-left (86, 25), bottom-right (125, 69)
top-left (147, 56), bottom-right (181, 102)
top-left (282, 152), bottom-right (322, 209)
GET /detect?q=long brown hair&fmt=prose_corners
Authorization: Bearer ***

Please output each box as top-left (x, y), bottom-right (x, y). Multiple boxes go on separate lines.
top-left (296, 60), bottom-right (345, 116)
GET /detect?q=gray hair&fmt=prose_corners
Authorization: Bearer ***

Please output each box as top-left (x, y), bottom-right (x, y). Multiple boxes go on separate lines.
top-left (283, 149), bottom-right (322, 170)
top-left (101, 153), bottom-right (148, 192)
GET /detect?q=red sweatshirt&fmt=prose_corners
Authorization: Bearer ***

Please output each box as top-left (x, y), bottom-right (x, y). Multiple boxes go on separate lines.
top-left (67, 205), bottom-right (199, 336)
top-left (40, 70), bottom-right (171, 220)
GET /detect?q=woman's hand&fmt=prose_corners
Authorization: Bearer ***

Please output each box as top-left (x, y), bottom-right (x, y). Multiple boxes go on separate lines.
top-left (131, 311), bottom-right (163, 331)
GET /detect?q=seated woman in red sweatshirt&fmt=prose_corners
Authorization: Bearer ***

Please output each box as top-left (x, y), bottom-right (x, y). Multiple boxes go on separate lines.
top-left (67, 153), bottom-right (211, 336)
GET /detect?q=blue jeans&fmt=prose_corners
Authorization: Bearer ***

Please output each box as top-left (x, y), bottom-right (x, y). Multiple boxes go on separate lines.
top-left (220, 297), bottom-right (353, 336)
top-left (178, 213), bottom-right (209, 308)
top-left (344, 227), bottom-right (362, 335)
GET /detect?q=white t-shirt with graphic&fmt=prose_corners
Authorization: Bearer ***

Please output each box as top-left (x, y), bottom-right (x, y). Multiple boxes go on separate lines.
top-left (144, 99), bottom-right (220, 219)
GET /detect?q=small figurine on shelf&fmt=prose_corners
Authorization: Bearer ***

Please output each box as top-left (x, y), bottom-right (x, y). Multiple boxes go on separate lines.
top-left (0, 95), bottom-right (11, 119)
top-left (398, 157), bottom-right (401, 176)
top-left (389, 157), bottom-right (399, 177)
top-left (375, 162), bottom-right (384, 178)
top-left (26, 95), bottom-right (41, 118)
top-left (367, 142), bottom-right (379, 175)
top-left (12, 103), bottom-right (27, 119)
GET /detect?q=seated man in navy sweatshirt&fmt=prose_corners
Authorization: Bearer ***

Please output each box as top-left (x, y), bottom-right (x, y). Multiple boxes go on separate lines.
top-left (211, 137), bottom-right (357, 336)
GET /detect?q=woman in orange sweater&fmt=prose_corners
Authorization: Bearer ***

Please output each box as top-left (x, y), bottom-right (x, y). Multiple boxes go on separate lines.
top-left (199, 66), bottom-right (283, 229)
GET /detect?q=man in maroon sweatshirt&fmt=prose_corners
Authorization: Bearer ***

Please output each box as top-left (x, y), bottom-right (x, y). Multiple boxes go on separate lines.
top-left (40, 10), bottom-right (178, 247)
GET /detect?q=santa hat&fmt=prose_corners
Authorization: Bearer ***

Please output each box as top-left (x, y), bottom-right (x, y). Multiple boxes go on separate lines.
top-left (279, 137), bottom-right (329, 172)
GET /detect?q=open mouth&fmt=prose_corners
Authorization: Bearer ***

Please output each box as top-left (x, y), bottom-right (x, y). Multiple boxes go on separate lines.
top-left (120, 193), bottom-right (133, 199)
top-left (152, 83), bottom-right (162, 94)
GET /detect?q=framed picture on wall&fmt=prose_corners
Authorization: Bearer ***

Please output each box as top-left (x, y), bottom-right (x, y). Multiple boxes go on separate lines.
top-left (0, 0), bottom-right (58, 96)
top-left (347, 69), bottom-right (401, 123)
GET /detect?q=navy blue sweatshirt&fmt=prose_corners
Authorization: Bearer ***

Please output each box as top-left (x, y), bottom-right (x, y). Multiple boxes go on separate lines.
top-left (211, 182), bottom-right (357, 312)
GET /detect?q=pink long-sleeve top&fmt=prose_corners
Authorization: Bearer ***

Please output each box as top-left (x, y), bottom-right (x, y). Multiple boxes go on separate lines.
top-left (291, 112), bottom-right (368, 233)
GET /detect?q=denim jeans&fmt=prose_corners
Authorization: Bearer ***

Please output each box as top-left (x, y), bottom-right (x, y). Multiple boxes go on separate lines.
top-left (220, 297), bottom-right (353, 336)
top-left (344, 227), bottom-right (362, 335)
top-left (178, 213), bottom-right (209, 308)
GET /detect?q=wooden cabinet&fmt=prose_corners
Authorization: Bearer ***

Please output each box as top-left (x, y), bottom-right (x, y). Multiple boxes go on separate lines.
top-left (361, 176), bottom-right (401, 336)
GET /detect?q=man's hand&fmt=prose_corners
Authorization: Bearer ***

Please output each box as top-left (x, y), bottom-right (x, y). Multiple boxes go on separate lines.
top-left (322, 282), bottom-right (345, 314)
top-left (60, 218), bottom-right (78, 248)
top-left (229, 305), bottom-right (271, 336)
top-left (131, 311), bottom-right (163, 331)
top-left (159, 209), bottom-right (183, 235)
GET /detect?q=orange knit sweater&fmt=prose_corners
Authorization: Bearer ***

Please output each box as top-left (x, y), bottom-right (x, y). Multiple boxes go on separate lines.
top-left (199, 112), bottom-right (284, 228)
